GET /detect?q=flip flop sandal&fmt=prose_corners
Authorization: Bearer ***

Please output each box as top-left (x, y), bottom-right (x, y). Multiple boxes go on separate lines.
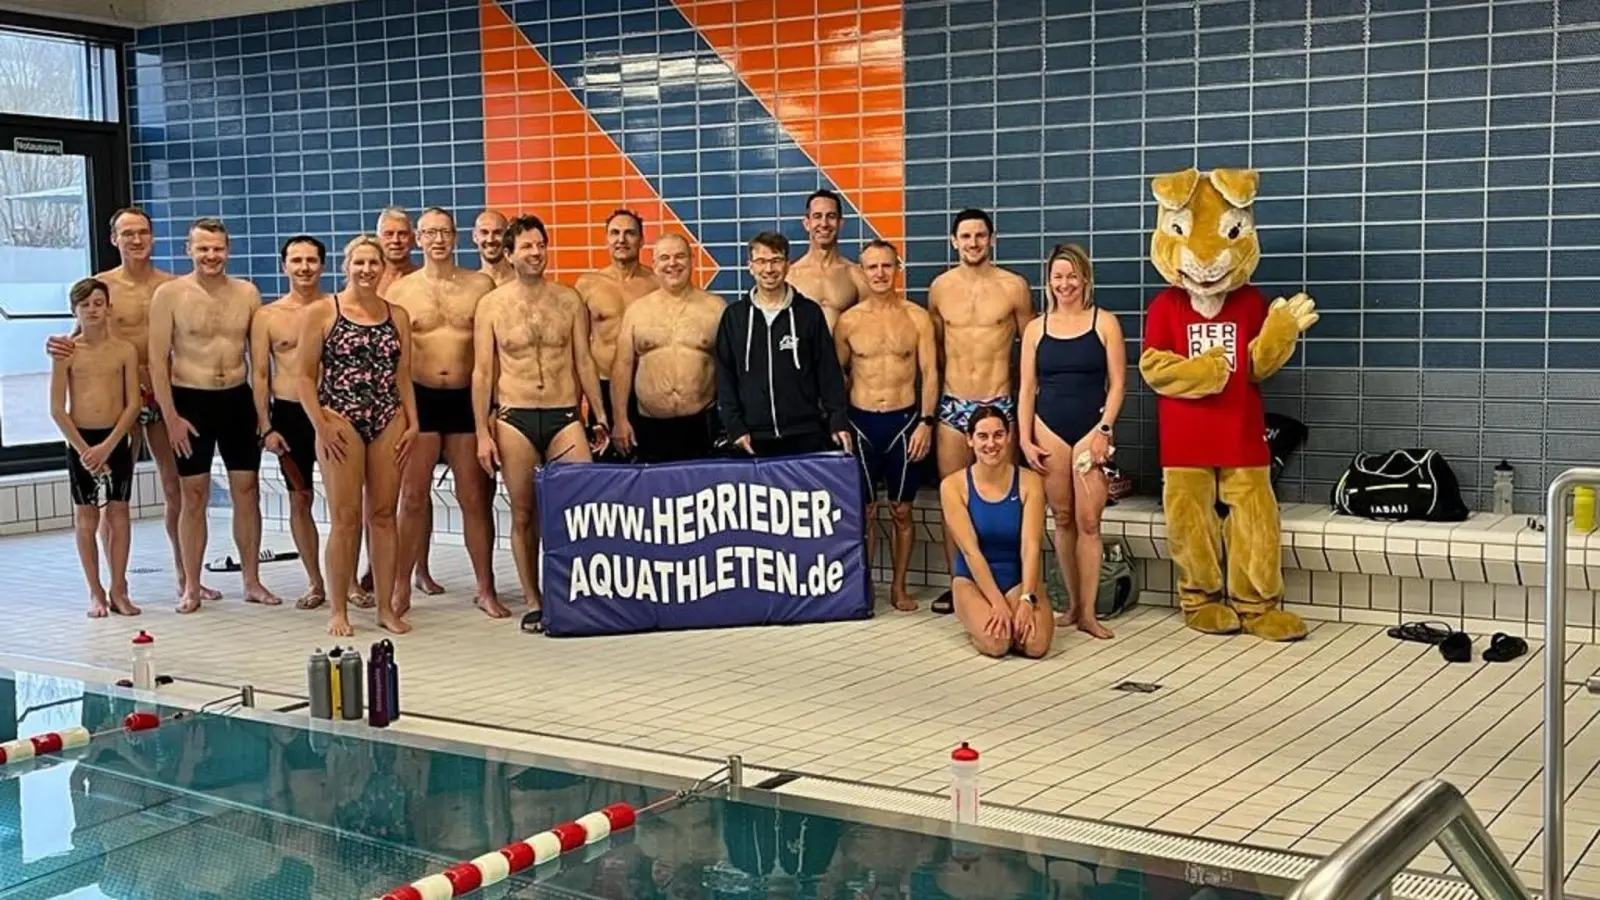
top-left (1439, 631), bottom-right (1474, 663)
top-left (204, 555), bottom-right (241, 573)
top-left (259, 548), bottom-right (299, 563)
top-left (521, 609), bottom-right (544, 634)
top-left (931, 590), bottom-right (954, 615)
top-left (1387, 621), bottom-right (1454, 645)
top-left (1483, 632), bottom-right (1529, 663)
top-left (347, 590), bottom-right (376, 610)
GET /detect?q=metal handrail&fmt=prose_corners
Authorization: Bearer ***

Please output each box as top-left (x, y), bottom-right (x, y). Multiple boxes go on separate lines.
top-left (1282, 779), bottom-right (1531, 900)
top-left (1543, 466), bottom-right (1600, 900)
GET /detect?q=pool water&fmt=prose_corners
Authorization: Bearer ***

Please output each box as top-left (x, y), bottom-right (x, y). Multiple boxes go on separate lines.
top-left (1, 671), bottom-right (1282, 900)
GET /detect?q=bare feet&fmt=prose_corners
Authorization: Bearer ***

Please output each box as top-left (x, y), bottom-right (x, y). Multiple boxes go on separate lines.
top-left (244, 584), bottom-right (284, 606)
top-left (1078, 618), bottom-right (1114, 640)
top-left (415, 572), bottom-right (445, 595)
top-left (87, 592), bottom-right (110, 619)
top-left (890, 588), bottom-right (917, 612)
top-left (477, 593), bottom-right (511, 619)
top-left (392, 584), bottom-right (412, 618)
top-left (176, 592), bottom-right (202, 614)
top-left (379, 612), bottom-right (413, 634)
top-left (199, 584), bottom-right (221, 602)
top-left (295, 589), bottom-right (326, 610)
top-left (359, 570), bottom-right (374, 593)
top-left (327, 614), bottom-right (354, 637)
top-left (109, 590), bottom-right (141, 616)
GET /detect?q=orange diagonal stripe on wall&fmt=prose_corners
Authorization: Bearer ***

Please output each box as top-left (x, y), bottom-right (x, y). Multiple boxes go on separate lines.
top-left (675, 0), bottom-right (904, 249)
top-left (479, 0), bottom-right (719, 284)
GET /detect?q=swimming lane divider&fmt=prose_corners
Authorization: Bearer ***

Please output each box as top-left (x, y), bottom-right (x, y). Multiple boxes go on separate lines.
top-left (0, 709), bottom-right (180, 767)
top-left (370, 756), bottom-right (740, 900)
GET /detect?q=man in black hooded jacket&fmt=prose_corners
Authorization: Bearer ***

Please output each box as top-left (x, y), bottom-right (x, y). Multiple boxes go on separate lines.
top-left (715, 231), bottom-right (853, 457)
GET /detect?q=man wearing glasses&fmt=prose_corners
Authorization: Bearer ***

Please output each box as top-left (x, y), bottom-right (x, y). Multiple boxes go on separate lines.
top-left (714, 231), bottom-right (852, 458)
top-left (384, 207), bottom-right (507, 619)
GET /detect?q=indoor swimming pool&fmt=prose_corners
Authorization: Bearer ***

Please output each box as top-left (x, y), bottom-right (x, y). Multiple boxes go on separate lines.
top-left (0, 667), bottom-right (1289, 900)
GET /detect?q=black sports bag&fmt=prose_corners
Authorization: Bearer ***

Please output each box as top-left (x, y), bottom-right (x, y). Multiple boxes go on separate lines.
top-left (1331, 449), bottom-right (1470, 522)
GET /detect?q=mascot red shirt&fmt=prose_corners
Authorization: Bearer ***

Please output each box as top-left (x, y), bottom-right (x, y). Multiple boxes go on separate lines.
top-left (1142, 283), bottom-right (1272, 470)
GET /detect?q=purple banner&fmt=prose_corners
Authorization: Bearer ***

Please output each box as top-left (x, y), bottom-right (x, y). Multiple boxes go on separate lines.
top-left (537, 452), bottom-right (873, 637)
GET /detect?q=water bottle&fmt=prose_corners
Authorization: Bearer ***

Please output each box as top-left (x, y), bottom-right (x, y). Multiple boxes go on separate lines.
top-left (131, 631), bottom-right (155, 691)
top-left (328, 647), bottom-right (344, 715)
top-left (379, 639), bottom-right (400, 721)
top-left (1576, 486), bottom-right (1597, 534)
top-left (949, 742), bottom-right (980, 824)
top-left (367, 644), bottom-right (390, 728)
top-left (1492, 460), bottom-right (1515, 515)
top-left (307, 649), bottom-right (332, 719)
top-left (339, 647), bottom-right (364, 721)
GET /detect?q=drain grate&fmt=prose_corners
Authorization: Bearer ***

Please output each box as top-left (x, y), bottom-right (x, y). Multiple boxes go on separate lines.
top-left (1113, 681), bottom-right (1161, 693)
top-left (129, 567), bottom-right (160, 574)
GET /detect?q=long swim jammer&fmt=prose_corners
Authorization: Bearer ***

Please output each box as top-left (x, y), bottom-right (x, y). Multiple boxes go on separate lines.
top-left (269, 397), bottom-right (317, 492)
top-left (498, 407), bottom-right (580, 458)
top-left (937, 393), bottom-right (1016, 433)
top-left (848, 405), bottom-right (921, 505)
top-left (413, 382), bottom-right (475, 435)
top-left (66, 427), bottom-right (133, 506)
top-left (171, 383), bottom-right (262, 478)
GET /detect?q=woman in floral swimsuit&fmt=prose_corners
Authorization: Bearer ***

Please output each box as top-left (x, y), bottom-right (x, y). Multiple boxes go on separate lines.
top-left (296, 234), bottom-right (420, 638)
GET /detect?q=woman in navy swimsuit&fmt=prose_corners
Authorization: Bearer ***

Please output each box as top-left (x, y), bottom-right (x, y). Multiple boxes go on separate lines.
top-left (1018, 244), bottom-right (1126, 640)
top-left (297, 234), bottom-right (420, 638)
top-left (939, 405), bottom-right (1053, 658)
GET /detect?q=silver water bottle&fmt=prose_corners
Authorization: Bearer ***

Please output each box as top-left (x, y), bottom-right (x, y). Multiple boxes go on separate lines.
top-left (338, 647), bottom-right (364, 721)
top-left (307, 649), bottom-right (332, 720)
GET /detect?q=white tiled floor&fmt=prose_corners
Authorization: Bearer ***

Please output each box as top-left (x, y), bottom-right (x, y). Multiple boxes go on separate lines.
top-left (5, 517), bottom-right (1600, 896)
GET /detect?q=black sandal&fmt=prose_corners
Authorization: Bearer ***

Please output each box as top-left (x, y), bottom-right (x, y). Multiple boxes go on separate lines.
top-left (1483, 632), bottom-right (1528, 663)
top-left (931, 590), bottom-right (954, 615)
top-left (1387, 621), bottom-right (1454, 645)
top-left (1439, 631), bottom-right (1474, 663)
top-left (520, 609), bottom-right (544, 634)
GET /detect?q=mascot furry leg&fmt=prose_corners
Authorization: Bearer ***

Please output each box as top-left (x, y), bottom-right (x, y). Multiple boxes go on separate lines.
top-left (1139, 167), bottom-right (1317, 642)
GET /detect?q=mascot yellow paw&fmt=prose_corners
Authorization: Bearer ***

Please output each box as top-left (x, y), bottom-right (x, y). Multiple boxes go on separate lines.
top-left (1241, 609), bottom-right (1308, 642)
top-left (1183, 603), bottom-right (1241, 635)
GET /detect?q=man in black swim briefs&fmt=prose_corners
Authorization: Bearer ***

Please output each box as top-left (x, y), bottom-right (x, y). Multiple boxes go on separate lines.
top-left (834, 240), bottom-right (939, 612)
top-left (148, 217), bottom-right (283, 614)
top-left (385, 206), bottom-right (504, 619)
top-left (251, 235), bottom-right (331, 611)
top-left (473, 215), bottom-right (609, 632)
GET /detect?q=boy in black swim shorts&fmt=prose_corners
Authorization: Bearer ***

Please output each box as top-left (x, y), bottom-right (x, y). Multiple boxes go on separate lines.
top-left (50, 277), bottom-right (143, 619)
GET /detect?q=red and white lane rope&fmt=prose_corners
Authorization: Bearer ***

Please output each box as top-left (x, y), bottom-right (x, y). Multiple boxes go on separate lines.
top-left (374, 801), bottom-right (639, 900)
top-left (0, 710), bottom-right (176, 767)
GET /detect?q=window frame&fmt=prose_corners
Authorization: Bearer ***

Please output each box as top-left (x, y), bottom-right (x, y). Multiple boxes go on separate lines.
top-left (0, 12), bottom-right (133, 477)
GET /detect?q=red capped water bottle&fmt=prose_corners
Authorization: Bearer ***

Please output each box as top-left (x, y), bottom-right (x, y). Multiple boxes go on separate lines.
top-left (950, 742), bottom-right (980, 824)
top-left (131, 631), bottom-right (155, 691)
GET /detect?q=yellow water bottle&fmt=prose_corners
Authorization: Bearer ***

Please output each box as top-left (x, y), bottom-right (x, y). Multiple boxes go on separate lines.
top-left (1576, 486), bottom-right (1597, 534)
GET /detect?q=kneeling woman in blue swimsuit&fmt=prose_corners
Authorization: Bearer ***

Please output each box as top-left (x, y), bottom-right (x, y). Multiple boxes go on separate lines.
top-left (298, 235), bottom-right (420, 638)
top-left (939, 405), bottom-right (1054, 658)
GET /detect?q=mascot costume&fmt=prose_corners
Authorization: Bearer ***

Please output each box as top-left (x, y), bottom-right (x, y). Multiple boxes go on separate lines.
top-left (1138, 167), bottom-right (1318, 642)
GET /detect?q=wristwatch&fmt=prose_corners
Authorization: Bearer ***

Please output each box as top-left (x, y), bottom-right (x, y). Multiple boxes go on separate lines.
top-left (1021, 592), bottom-right (1039, 607)
top-left (1096, 422), bottom-right (1113, 436)
top-left (920, 414), bottom-right (936, 427)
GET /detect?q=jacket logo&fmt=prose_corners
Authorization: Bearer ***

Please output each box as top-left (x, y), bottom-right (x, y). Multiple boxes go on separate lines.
top-left (1187, 322), bottom-right (1237, 372)
top-left (778, 335), bottom-right (798, 353)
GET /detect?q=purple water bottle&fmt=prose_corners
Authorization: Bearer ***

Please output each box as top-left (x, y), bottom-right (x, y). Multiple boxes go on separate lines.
top-left (367, 642), bottom-right (390, 728)
top-left (379, 638), bottom-right (400, 721)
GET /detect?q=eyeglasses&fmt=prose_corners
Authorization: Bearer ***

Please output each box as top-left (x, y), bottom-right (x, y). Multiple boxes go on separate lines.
top-left (750, 257), bottom-right (786, 268)
top-left (418, 229), bottom-right (454, 240)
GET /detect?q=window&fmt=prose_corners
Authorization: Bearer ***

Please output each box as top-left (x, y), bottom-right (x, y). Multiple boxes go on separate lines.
top-left (0, 14), bottom-right (131, 475)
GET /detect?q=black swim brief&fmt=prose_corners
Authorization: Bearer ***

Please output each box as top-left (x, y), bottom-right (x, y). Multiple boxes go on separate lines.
top-left (632, 407), bottom-right (715, 463)
top-left (413, 382), bottom-right (475, 435)
top-left (171, 383), bottom-right (261, 478)
top-left (66, 427), bottom-right (133, 507)
top-left (270, 398), bottom-right (317, 492)
top-left (498, 406), bottom-right (581, 459)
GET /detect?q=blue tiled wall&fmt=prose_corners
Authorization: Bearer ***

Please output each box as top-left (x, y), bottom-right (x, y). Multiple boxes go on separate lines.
top-left (128, 0), bottom-right (486, 292)
top-left (127, 0), bottom-right (1598, 512)
top-left (904, 0), bottom-right (1599, 511)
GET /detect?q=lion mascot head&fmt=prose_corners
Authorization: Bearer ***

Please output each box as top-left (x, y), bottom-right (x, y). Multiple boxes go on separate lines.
top-left (1150, 167), bottom-right (1261, 307)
